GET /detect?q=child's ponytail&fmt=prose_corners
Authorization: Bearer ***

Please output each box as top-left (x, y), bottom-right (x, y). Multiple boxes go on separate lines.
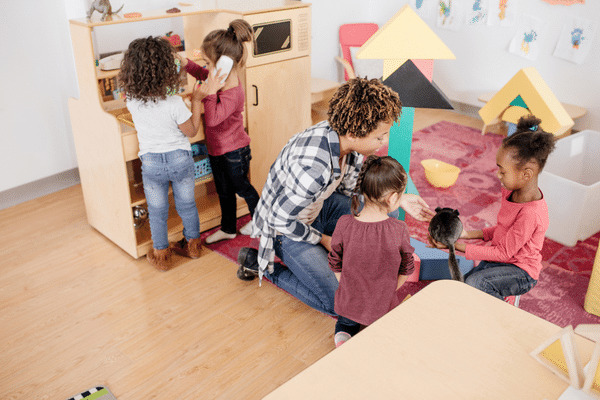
top-left (202, 19), bottom-right (254, 68)
top-left (502, 115), bottom-right (556, 170)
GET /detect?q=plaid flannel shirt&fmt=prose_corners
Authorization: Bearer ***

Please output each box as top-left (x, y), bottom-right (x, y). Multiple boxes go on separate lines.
top-left (251, 120), bottom-right (364, 282)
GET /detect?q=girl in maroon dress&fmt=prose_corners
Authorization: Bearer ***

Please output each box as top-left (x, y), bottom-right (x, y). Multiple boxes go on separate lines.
top-left (329, 155), bottom-right (415, 347)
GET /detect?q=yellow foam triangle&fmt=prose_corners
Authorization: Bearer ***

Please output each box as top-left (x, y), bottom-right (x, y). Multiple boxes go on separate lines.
top-left (356, 5), bottom-right (455, 60)
top-left (541, 339), bottom-right (569, 376)
top-left (478, 67), bottom-right (574, 136)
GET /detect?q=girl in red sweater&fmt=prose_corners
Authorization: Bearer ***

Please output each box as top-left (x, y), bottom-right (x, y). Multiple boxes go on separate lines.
top-left (430, 115), bottom-right (556, 301)
top-left (181, 19), bottom-right (260, 244)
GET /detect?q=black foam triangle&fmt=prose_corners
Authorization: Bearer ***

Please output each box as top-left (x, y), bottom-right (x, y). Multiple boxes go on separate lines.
top-left (382, 60), bottom-right (453, 110)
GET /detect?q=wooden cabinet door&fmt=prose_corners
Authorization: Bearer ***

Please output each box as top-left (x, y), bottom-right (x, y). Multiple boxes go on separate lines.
top-left (245, 56), bottom-right (311, 193)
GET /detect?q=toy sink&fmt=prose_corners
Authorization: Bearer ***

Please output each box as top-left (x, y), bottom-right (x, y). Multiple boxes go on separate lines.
top-left (421, 159), bottom-right (461, 188)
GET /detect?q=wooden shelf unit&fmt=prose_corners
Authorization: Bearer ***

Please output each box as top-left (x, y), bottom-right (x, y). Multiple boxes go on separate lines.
top-left (68, 1), bottom-right (311, 258)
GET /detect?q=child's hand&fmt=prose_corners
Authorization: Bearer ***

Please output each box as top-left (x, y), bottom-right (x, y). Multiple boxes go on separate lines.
top-left (426, 234), bottom-right (447, 249)
top-left (199, 67), bottom-right (226, 97)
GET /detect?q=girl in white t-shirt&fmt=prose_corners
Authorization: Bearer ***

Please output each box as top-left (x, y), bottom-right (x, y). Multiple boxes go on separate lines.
top-left (118, 36), bottom-right (203, 271)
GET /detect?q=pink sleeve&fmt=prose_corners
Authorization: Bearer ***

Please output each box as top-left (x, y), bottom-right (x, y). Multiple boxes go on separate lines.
top-left (202, 90), bottom-right (238, 127)
top-left (465, 210), bottom-right (537, 263)
top-left (184, 59), bottom-right (209, 81)
top-left (399, 229), bottom-right (415, 276)
top-left (482, 226), bottom-right (496, 241)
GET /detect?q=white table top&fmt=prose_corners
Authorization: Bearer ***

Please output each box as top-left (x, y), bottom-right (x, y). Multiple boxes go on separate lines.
top-left (264, 280), bottom-right (596, 400)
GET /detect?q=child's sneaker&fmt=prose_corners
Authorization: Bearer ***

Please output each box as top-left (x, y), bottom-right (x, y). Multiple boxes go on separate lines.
top-left (504, 295), bottom-right (521, 307)
top-left (236, 247), bottom-right (259, 281)
top-left (334, 332), bottom-right (351, 348)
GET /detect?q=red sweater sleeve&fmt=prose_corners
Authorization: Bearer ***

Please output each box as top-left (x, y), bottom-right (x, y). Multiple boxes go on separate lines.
top-left (466, 209), bottom-right (538, 263)
top-left (184, 59), bottom-right (208, 81)
top-left (328, 219), bottom-right (345, 273)
top-left (202, 89), bottom-right (238, 127)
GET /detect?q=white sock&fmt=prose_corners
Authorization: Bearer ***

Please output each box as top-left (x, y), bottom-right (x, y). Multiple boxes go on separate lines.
top-left (239, 220), bottom-right (253, 236)
top-left (205, 229), bottom-right (237, 244)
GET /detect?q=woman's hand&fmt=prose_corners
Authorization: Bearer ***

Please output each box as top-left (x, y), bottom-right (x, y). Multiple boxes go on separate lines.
top-left (321, 234), bottom-right (332, 253)
top-left (400, 194), bottom-right (435, 222)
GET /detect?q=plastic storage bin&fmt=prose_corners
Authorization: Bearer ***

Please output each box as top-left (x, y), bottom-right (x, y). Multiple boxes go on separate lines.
top-left (539, 130), bottom-right (600, 246)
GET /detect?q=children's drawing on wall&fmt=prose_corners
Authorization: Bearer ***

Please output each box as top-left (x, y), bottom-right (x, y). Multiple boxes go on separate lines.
top-left (487, 0), bottom-right (517, 27)
top-left (553, 15), bottom-right (598, 64)
top-left (540, 0), bottom-right (584, 4)
top-left (409, 0), bottom-right (435, 19)
top-left (467, 0), bottom-right (488, 26)
top-left (437, 0), bottom-right (463, 31)
top-left (509, 15), bottom-right (545, 61)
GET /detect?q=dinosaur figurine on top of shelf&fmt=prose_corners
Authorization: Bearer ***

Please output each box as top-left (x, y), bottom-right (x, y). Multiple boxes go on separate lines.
top-left (87, 0), bottom-right (124, 21)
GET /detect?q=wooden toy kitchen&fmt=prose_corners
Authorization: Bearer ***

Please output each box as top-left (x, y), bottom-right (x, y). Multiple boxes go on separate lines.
top-left (68, 1), bottom-right (312, 258)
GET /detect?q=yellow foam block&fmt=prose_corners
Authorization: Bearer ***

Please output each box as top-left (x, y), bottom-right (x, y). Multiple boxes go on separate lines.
top-left (479, 67), bottom-right (574, 136)
top-left (584, 244), bottom-right (600, 318)
top-left (357, 4), bottom-right (455, 61)
top-left (502, 105), bottom-right (531, 124)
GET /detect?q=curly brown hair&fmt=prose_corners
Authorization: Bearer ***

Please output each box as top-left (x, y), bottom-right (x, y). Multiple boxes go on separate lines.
top-left (503, 115), bottom-right (556, 170)
top-left (351, 155), bottom-right (407, 216)
top-left (118, 36), bottom-right (182, 104)
top-left (328, 77), bottom-right (402, 138)
top-left (201, 19), bottom-right (254, 68)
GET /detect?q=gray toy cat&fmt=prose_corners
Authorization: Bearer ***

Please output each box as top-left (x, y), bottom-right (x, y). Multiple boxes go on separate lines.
top-left (428, 207), bottom-right (464, 282)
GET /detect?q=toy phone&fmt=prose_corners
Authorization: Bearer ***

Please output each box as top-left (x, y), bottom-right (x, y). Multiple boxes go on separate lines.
top-left (213, 55), bottom-right (234, 84)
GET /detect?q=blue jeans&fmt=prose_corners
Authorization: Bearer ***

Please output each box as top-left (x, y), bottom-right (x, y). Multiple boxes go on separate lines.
top-left (464, 261), bottom-right (537, 300)
top-left (335, 315), bottom-right (361, 336)
top-left (209, 146), bottom-right (260, 234)
top-left (141, 150), bottom-right (200, 250)
top-left (265, 192), bottom-right (400, 316)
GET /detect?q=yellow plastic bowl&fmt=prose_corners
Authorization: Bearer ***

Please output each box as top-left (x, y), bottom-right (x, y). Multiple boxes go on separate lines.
top-left (421, 159), bottom-right (461, 188)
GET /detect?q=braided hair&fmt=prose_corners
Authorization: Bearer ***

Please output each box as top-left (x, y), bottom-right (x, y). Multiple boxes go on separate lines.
top-left (502, 115), bottom-right (556, 171)
top-left (328, 77), bottom-right (402, 138)
top-left (351, 155), bottom-right (407, 216)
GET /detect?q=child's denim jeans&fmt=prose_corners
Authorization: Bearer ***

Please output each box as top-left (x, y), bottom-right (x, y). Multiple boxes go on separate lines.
top-left (464, 261), bottom-right (537, 300)
top-left (141, 149), bottom-right (200, 250)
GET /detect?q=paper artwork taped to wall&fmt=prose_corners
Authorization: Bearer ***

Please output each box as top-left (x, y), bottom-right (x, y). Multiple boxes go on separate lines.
top-left (468, 0), bottom-right (489, 26)
top-left (509, 15), bottom-right (545, 61)
top-left (553, 15), bottom-right (598, 65)
top-left (541, 0), bottom-right (584, 5)
top-left (487, 0), bottom-right (517, 27)
top-left (437, 0), bottom-right (463, 31)
top-left (409, 0), bottom-right (435, 19)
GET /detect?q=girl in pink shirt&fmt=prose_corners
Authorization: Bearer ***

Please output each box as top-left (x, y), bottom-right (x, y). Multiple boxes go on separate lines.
top-left (182, 19), bottom-right (260, 244)
top-left (430, 115), bottom-right (556, 300)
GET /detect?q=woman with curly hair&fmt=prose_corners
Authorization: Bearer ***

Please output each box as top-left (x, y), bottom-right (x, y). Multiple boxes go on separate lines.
top-left (236, 77), bottom-right (434, 316)
top-left (118, 36), bottom-right (204, 271)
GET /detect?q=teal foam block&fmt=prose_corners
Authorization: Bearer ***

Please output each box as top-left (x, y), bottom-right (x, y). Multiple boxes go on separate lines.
top-left (389, 107), bottom-right (417, 221)
top-left (410, 238), bottom-right (474, 280)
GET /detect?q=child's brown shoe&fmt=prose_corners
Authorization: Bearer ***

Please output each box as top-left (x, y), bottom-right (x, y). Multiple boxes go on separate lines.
top-left (147, 247), bottom-right (173, 271)
top-left (170, 237), bottom-right (203, 259)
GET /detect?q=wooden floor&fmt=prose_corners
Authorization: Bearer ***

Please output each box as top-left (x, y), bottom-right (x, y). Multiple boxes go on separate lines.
top-left (0, 109), bottom-right (484, 400)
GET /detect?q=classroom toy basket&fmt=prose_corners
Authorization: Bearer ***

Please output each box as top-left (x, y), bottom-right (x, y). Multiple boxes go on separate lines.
top-left (194, 155), bottom-right (212, 181)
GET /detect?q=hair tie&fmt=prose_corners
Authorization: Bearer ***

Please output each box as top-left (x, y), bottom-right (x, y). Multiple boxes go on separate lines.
top-left (227, 26), bottom-right (235, 34)
top-left (529, 125), bottom-right (538, 132)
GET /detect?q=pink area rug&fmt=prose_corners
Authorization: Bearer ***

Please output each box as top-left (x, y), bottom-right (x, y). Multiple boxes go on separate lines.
top-left (202, 121), bottom-right (600, 328)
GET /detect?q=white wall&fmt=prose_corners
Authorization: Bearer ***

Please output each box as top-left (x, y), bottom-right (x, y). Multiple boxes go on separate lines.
top-left (310, 0), bottom-right (600, 132)
top-left (2, 0), bottom-right (599, 196)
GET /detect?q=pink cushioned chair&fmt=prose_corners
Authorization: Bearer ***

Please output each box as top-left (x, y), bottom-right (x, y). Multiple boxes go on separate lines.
top-left (335, 23), bottom-right (379, 81)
